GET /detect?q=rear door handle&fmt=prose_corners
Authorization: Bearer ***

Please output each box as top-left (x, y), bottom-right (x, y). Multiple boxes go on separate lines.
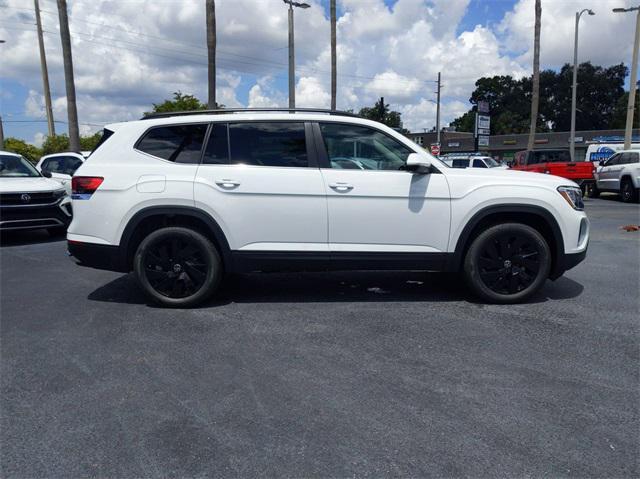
top-left (329, 182), bottom-right (354, 191)
top-left (215, 179), bottom-right (241, 188)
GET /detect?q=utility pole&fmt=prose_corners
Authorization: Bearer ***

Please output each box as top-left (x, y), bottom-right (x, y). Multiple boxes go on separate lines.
top-left (284, 0), bottom-right (310, 109)
top-left (436, 72), bottom-right (441, 146)
top-left (614, 6), bottom-right (640, 150)
top-left (527, 0), bottom-right (541, 152)
top-left (570, 9), bottom-right (595, 162)
top-left (330, 0), bottom-right (336, 110)
top-left (57, 0), bottom-right (80, 152)
top-left (35, 0), bottom-right (55, 137)
top-left (206, 0), bottom-right (216, 109)
top-left (0, 115), bottom-right (4, 150)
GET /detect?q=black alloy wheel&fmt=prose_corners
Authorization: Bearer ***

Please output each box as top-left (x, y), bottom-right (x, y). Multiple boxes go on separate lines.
top-left (134, 227), bottom-right (221, 307)
top-left (464, 223), bottom-right (551, 303)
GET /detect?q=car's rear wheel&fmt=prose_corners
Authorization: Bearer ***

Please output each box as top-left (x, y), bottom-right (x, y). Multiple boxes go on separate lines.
top-left (134, 226), bottom-right (222, 307)
top-left (464, 223), bottom-right (551, 303)
top-left (620, 179), bottom-right (638, 203)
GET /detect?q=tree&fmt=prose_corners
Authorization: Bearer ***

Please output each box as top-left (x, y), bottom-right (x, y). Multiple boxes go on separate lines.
top-left (3, 138), bottom-right (41, 163)
top-left (451, 63), bottom-right (628, 134)
top-left (358, 97), bottom-right (405, 130)
top-left (527, 0), bottom-right (541, 150)
top-left (80, 132), bottom-right (103, 151)
top-left (42, 134), bottom-right (69, 155)
top-left (57, 0), bottom-right (80, 152)
top-left (206, 0), bottom-right (217, 109)
top-left (146, 91), bottom-right (208, 116)
top-left (330, 0), bottom-right (337, 110)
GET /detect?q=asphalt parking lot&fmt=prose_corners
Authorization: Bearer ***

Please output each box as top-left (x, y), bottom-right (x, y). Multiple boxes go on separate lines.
top-left (1, 196), bottom-right (639, 478)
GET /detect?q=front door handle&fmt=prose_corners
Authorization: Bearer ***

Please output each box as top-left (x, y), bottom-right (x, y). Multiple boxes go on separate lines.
top-left (329, 182), bottom-right (354, 191)
top-left (215, 179), bottom-right (241, 188)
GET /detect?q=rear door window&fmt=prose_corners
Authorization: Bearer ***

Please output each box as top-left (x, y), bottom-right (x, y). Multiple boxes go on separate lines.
top-left (137, 124), bottom-right (208, 163)
top-left (202, 123), bottom-right (229, 165)
top-left (228, 122), bottom-right (308, 168)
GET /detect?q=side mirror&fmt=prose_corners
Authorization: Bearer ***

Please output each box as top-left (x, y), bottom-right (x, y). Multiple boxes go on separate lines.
top-left (405, 153), bottom-right (432, 174)
top-left (41, 169), bottom-right (52, 178)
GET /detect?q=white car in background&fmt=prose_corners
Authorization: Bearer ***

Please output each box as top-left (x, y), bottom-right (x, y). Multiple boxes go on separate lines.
top-left (593, 149), bottom-right (640, 203)
top-left (441, 155), bottom-right (508, 169)
top-left (0, 150), bottom-right (72, 234)
top-left (35, 152), bottom-right (86, 194)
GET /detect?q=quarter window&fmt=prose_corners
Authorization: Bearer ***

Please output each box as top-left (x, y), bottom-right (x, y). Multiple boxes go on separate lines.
top-left (137, 124), bottom-right (208, 163)
top-left (228, 122), bottom-right (307, 168)
top-left (451, 159), bottom-right (469, 168)
top-left (320, 123), bottom-right (412, 170)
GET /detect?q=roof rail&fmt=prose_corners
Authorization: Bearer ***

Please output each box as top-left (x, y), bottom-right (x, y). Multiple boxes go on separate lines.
top-left (141, 107), bottom-right (360, 120)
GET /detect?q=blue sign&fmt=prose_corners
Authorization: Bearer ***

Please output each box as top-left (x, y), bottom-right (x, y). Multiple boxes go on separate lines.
top-left (591, 135), bottom-right (640, 143)
top-left (589, 146), bottom-right (615, 161)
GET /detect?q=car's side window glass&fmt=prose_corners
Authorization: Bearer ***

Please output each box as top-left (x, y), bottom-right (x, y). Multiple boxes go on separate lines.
top-left (319, 123), bottom-right (412, 171)
top-left (64, 156), bottom-right (83, 175)
top-left (228, 122), bottom-right (307, 168)
top-left (43, 157), bottom-right (64, 173)
top-left (605, 154), bottom-right (619, 166)
top-left (202, 123), bottom-right (229, 165)
top-left (452, 159), bottom-right (468, 168)
top-left (137, 124), bottom-right (208, 163)
top-left (472, 159), bottom-right (487, 168)
top-left (631, 153), bottom-right (640, 164)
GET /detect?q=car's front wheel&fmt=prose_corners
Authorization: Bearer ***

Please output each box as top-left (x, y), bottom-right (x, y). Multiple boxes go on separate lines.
top-left (464, 223), bottom-right (551, 303)
top-left (134, 226), bottom-right (222, 307)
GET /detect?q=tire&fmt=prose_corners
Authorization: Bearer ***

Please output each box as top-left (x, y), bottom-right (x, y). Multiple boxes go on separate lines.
top-left (133, 226), bottom-right (222, 307)
top-left (463, 223), bottom-right (551, 304)
top-left (620, 179), bottom-right (638, 203)
top-left (586, 183), bottom-right (599, 198)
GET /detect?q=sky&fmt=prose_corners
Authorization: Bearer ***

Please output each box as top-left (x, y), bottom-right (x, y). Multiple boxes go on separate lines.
top-left (0, 0), bottom-right (637, 145)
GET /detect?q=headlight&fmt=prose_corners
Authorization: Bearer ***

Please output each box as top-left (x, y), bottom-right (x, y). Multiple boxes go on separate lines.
top-left (557, 186), bottom-right (584, 210)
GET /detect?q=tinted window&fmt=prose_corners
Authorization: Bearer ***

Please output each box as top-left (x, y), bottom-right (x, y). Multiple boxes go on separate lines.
top-left (227, 122), bottom-right (307, 168)
top-left (42, 157), bottom-right (64, 174)
top-left (0, 155), bottom-right (40, 177)
top-left (534, 150), bottom-right (570, 163)
top-left (451, 159), bottom-right (469, 168)
top-left (605, 154), bottom-right (620, 166)
top-left (202, 123), bottom-right (229, 165)
top-left (472, 159), bottom-right (487, 168)
top-left (629, 153), bottom-right (640, 164)
top-left (65, 156), bottom-right (83, 174)
top-left (320, 123), bottom-right (412, 171)
top-left (43, 156), bottom-right (82, 175)
top-left (137, 124), bottom-right (208, 163)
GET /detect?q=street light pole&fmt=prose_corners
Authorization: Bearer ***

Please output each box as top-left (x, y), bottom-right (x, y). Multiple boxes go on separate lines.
top-left (614, 6), bottom-right (640, 150)
top-left (436, 72), bottom-right (441, 147)
top-left (570, 9), bottom-right (595, 162)
top-left (283, 0), bottom-right (310, 109)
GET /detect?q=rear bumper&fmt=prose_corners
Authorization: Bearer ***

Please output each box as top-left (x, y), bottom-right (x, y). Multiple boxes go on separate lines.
top-left (67, 240), bottom-right (128, 272)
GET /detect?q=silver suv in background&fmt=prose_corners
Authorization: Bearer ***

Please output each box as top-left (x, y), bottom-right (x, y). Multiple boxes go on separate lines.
top-left (441, 155), bottom-right (507, 169)
top-left (592, 150), bottom-right (640, 203)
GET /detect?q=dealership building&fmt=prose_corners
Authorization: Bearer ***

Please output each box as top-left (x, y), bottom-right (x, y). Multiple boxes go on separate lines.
top-left (407, 128), bottom-right (640, 163)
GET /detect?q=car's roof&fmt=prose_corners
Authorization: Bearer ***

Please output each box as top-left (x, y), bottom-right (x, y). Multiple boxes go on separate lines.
top-left (40, 151), bottom-right (85, 159)
top-left (106, 112), bottom-right (383, 130)
top-left (0, 150), bottom-right (22, 158)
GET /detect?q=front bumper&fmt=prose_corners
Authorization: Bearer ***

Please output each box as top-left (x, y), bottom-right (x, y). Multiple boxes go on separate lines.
top-left (0, 199), bottom-right (72, 232)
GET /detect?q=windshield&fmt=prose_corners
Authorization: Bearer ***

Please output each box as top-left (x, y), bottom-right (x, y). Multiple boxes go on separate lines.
top-left (0, 155), bottom-right (42, 177)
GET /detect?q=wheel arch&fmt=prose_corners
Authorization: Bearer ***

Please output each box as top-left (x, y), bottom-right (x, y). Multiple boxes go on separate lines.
top-left (450, 204), bottom-right (565, 279)
top-left (119, 206), bottom-right (232, 272)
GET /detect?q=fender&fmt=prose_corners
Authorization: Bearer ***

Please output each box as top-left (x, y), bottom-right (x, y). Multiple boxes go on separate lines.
top-left (119, 205), bottom-right (232, 270)
top-left (449, 204), bottom-right (565, 278)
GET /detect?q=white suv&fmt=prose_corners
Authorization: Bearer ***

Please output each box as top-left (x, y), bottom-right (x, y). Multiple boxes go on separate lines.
top-left (592, 150), bottom-right (640, 203)
top-left (67, 109), bottom-right (589, 307)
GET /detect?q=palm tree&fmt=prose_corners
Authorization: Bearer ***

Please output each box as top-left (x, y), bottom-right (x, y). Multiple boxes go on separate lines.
top-left (206, 0), bottom-right (216, 109)
top-left (56, 0), bottom-right (80, 152)
top-left (330, 0), bottom-right (336, 110)
top-left (527, 0), bottom-right (542, 151)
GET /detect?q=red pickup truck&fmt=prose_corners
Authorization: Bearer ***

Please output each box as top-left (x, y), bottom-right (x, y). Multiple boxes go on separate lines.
top-left (511, 149), bottom-right (595, 194)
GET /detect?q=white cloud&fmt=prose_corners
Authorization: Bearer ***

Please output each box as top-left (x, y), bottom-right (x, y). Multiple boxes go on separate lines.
top-left (0, 0), bottom-right (634, 138)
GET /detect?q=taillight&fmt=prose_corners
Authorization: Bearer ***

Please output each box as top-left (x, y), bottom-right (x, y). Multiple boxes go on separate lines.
top-left (72, 176), bottom-right (104, 199)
